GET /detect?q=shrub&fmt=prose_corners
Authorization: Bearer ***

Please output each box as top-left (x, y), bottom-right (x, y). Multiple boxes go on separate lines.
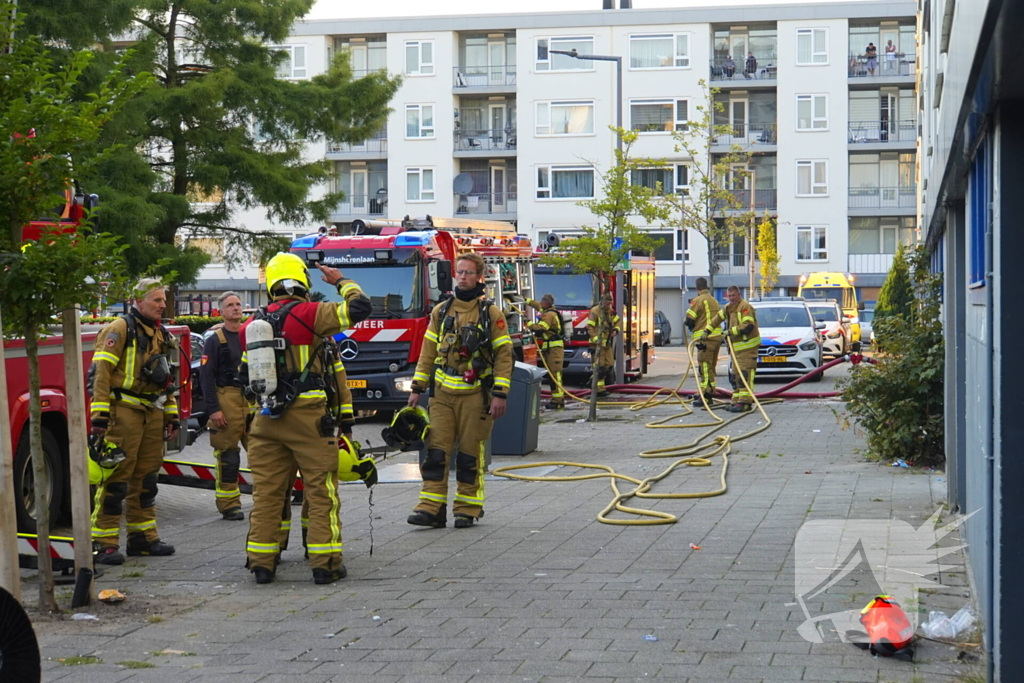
top-left (168, 316), bottom-right (224, 334)
top-left (838, 245), bottom-right (944, 466)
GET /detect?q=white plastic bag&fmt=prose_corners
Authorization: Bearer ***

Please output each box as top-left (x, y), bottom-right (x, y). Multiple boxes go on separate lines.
top-left (920, 610), bottom-right (955, 638)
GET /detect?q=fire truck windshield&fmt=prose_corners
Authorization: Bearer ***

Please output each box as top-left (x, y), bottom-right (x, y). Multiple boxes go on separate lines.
top-left (536, 273), bottom-right (594, 309)
top-left (307, 262), bottom-right (425, 319)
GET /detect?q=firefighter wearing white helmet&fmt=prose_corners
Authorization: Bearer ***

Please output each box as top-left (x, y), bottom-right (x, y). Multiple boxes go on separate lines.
top-left (239, 252), bottom-right (370, 585)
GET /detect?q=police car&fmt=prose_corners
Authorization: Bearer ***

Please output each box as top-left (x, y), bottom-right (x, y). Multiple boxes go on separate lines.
top-left (743, 297), bottom-right (824, 381)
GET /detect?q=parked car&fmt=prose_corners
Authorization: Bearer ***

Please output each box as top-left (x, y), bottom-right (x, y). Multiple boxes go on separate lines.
top-left (806, 301), bottom-right (852, 357)
top-left (733, 297), bottom-right (824, 382)
top-left (859, 309), bottom-right (875, 346)
top-left (654, 310), bottom-right (672, 346)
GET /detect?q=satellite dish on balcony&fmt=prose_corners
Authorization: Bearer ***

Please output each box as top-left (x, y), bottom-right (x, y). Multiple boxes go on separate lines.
top-left (453, 173), bottom-right (474, 195)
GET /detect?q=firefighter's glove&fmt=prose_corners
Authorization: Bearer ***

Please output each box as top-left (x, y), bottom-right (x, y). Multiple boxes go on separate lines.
top-left (91, 416), bottom-right (109, 431)
top-left (695, 341), bottom-right (707, 352)
top-left (166, 419), bottom-right (180, 430)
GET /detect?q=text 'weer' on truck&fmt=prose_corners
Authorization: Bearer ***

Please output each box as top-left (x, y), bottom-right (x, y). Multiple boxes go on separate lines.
top-left (289, 216), bottom-right (538, 412)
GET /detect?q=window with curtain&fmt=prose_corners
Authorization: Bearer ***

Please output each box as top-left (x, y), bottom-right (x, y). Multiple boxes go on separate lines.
top-left (536, 36), bottom-right (595, 71)
top-left (536, 101), bottom-right (594, 135)
top-left (796, 94), bottom-right (828, 130)
top-left (406, 104), bottom-right (434, 138)
top-left (796, 28), bottom-right (828, 65)
top-left (272, 45), bottom-right (307, 79)
top-left (631, 168), bottom-right (673, 195)
top-left (796, 160), bottom-right (828, 196)
top-left (797, 225), bottom-right (828, 260)
top-left (630, 99), bottom-right (688, 132)
top-left (406, 167), bottom-right (434, 201)
top-left (536, 166), bottom-right (594, 199)
top-left (404, 40), bottom-right (434, 75)
top-left (629, 34), bottom-right (689, 69)
top-left (849, 217), bottom-right (916, 253)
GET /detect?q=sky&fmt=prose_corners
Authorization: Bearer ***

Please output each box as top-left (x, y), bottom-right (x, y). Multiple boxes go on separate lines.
top-left (304, 0), bottom-right (860, 21)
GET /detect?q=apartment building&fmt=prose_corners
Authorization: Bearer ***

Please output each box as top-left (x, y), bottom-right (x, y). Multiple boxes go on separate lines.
top-left (192, 1), bottom-right (918, 335)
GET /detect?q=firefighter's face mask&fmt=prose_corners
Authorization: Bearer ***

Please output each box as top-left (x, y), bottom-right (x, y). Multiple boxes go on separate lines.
top-left (458, 325), bottom-right (484, 359)
top-left (142, 354), bottom-right (173, 388)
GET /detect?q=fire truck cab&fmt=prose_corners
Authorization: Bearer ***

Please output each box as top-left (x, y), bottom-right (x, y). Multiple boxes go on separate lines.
top-left (290, 216), bottom-right (537, 411)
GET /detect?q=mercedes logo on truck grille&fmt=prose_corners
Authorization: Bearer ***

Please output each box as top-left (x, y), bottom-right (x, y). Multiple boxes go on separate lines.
top-left (338, 338), bottom-right (360, 361)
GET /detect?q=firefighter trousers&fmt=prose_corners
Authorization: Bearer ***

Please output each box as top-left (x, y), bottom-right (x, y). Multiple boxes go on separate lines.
top-left (541, 343), bottom-right (565, 406)
top-left (276, 472), bottom-right (304, 552)
top-left (209, 386), bottom-right (250, 513)
top-left (246, 404), bottom-right (343, 573)
top-left (415, 388), bottom-right (493, 519)
top-left (592, 344), bottom-right (615, 392)
top-left (730, 347), bottom-right (758, 405)
top-left (697, 338), bottom-right (723, 398)
top-left (91, 403), bottom-right (166, 548)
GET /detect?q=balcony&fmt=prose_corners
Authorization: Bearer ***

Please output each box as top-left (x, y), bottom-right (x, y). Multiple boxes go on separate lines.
top-left (454, 192), bottom-right (517, 218)
top-left (848, 186), bottom-right (916, 212)
top-left (326, 136), bottom-right (388, 159)
top-left (453, 128), bottom-right (517, 156)
top-left (714, 188), bottom-right (778, 212)
top-left (848, 253), bottom-right (895, 274)
top-left (712, 258), bottom-right (757, 276)
top-left (848, 120), bottom-right (917, 146)
top-left (328, 193), bottom-right (388, 222)
top-left (712, 123), bottom-right (777, 149)
top-left (848, 54), bottom-right (916, 80)
top-left (709, 58), bottom-right (778, 85)
top-left (453, 65), bottom-right (516, 92)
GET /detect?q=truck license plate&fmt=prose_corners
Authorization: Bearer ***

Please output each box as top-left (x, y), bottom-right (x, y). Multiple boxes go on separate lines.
top-left (759, 356), bottom-right (787, 363)
top-left (346, 379), bottom-right (368, 388)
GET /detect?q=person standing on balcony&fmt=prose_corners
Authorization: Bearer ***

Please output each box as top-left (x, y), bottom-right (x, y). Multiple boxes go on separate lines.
top-left (865, 43), bottom-right (878, 75)
top-left (744, 52), bottom-right (757, 79)
top-left (723, 55), bottom-right (736, 78)
top-left (885, 40), bottom-right (898, 74)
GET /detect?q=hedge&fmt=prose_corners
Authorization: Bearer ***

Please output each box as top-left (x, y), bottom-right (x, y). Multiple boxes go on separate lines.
top-left (80, 315), bottom-right (225, 334)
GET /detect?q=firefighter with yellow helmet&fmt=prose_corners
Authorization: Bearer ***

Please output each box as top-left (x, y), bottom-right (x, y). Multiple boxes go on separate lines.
top-left (526, 294), bottom-right (565, 409)
top-left (406, 252), bottom-right (513, 529)
top-left (685, 277), bottom-right (723, 406)
top-left (587, 292), bottom-right (621, 397)
top-left (89, 278), bottom-right (180, 565)
top-left (239, 252), bottom-right (370, 585)
top-left (713, 285), bottom-right (761, 412)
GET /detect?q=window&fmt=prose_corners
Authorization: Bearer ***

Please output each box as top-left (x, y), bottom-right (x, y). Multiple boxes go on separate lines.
top-left (797, 225), bottom-right (828, 261)
top-left (796, 28), bottom-right (828, 65)
top-left (536, 36), bottom-right (595, 71)
top-left (536, 166), bottom-right (595, 199)
top-left (535, 101), bottom-right (594, 136)
top-left (675, 164), bottom-right (691, 196)
top-left (646, 230), bottom-right (689, 261)
top-left (405, 104), bottom-right (435, 138)
top-left (797, 160), bottom-right (828, 196)
top-left (796, 94), bottom-right (828, 130)
top-left (969, 138), bottom-right (991, 286)
top-left (272, 45), bottom-right (307, 79)
top-left (631, 164), bottom-right (690, 196)
top-left (848, 217), bottom-right (916, 254)
top-left (404, 40), bottom-right (434, 76)
top-left (630, 99), bottom-right (689, 132)
top-left (406, 167), bottom-right (434, 202)
top-left (629, 33), bottom-right (690, 69)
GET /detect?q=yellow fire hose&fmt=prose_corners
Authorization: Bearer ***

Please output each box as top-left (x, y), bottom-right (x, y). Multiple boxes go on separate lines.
top-left (493, 305), bottom-right (776, 525)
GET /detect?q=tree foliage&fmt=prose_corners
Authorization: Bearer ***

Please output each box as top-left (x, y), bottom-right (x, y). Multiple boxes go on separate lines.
top-left (20, 0), bottom-right (402, 284)
top-left (664, 80), bottom-right (755, 290)
top-left (874, 244), bottom-right (914, 323)
top-left (838, 246), bottom-right (944, 466)
top-left (756, 211), bottom-right (780, 296)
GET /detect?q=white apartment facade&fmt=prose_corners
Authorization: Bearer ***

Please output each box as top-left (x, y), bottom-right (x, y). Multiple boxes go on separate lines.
top-left (190, 1), bottom-right (918, 335)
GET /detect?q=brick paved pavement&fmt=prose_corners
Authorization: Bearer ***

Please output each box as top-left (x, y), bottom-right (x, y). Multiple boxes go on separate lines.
top-left (28, 355), bottom-right (981, 682)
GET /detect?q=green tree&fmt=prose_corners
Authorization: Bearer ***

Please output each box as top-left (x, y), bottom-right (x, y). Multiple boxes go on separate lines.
top-left (664, 80), bottom-right (755, 291)
top-left (874, 245), bottom-right (914, 324)
top-left (756, 211), bottom-right (780, 296)
top-left (21, 0), bottom-right (401, 284)
top-left (1, 5), bottom-right (148, 610)
top-left (838, 246), bottom-right (944, 466)
top-left (543, 128), bottom-right (670, 421)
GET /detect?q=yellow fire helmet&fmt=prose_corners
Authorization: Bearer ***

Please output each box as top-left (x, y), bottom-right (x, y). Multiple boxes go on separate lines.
top-left (264, 252), bottom-right (311, 297)
top-left (337, 435), bottom-right (378, 488)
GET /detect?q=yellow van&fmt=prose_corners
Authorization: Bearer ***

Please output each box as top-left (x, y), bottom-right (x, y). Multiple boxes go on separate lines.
top-left (797, 272), bottom-right (862, 342)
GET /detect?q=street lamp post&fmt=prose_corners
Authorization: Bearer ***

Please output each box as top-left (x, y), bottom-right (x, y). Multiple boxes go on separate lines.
top-left (549, 48), bottom-right (627, 384)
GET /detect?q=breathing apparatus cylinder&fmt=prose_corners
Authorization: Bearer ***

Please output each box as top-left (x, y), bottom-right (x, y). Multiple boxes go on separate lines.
top-left (560, 311), bottom-right (573, 342)
top-left (246, 318), bottom-right (278, 399)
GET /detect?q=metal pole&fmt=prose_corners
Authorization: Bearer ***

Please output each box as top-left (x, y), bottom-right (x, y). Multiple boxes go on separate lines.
top-left (62, 308), bottom-right (94, 599)
top-left (0, 306), bottom-right (21, 601)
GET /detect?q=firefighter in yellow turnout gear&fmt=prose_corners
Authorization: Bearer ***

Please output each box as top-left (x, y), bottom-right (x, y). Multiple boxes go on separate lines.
top-left (527, 294), bottom-right (565, 409)
top-left (239, 253), bottom-right (371, 585)
top-left (89, 279), bottom-right (180, 565)
top-left (406, 253), bottom-right (514, 529)
top-left (587, 293), bottom-right (621, 397)
top-left (199, 292), bottom-right (249, 520)
top-left (714, 286), bottom-right (761, 413)
top-left (685, 277), bottom-right (723, 406)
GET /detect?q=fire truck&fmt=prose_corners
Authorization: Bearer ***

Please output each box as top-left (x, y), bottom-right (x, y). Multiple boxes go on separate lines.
top-left (534, 252), bottom-right (656, 381)
top-left (289, 216), bottom-right (538, 411)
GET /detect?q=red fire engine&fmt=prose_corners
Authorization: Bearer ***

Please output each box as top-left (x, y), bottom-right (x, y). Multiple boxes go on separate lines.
top-left (289, 216), bottom-right (538, 411)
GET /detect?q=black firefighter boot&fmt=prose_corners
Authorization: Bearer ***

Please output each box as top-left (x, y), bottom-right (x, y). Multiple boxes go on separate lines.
top-left (126, 534), bottom-right (176, 557)
top-left (407, 503), bottom-right (447, 529)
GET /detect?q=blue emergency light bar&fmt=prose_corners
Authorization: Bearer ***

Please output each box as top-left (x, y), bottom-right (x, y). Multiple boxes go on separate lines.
top-left (291, 234), bottom-right (321, 249)
top-left (394, 231), bottom-right (435, 247)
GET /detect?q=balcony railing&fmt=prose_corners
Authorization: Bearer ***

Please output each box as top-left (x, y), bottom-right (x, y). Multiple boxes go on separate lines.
top-left (848, 53), bottom-right (915, 77)
top-left (332, 193), bottom-right (388, 216)
top-left (713, 188), bottom-right (778, 211)
top-left (848, 120), bottom-right (917, 144)
top-left (454, 128), bottom-right (517, 152)
top-left (328, 137), bottom-right (388, 154)
top-left (712, 259), bottom-right (757, 276)
top-left (455, 192), bottom-right (518, 215)
top-left (709, 58), bottom-right (779, 82)
top-left (848, 253), bottom-right (895, 273)
top-left (848, 186), bottom-right (917, 209)
top-left (713, 123), bottom-right (777, 146)
top-left (453, 65), bottom-right (516, 88)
